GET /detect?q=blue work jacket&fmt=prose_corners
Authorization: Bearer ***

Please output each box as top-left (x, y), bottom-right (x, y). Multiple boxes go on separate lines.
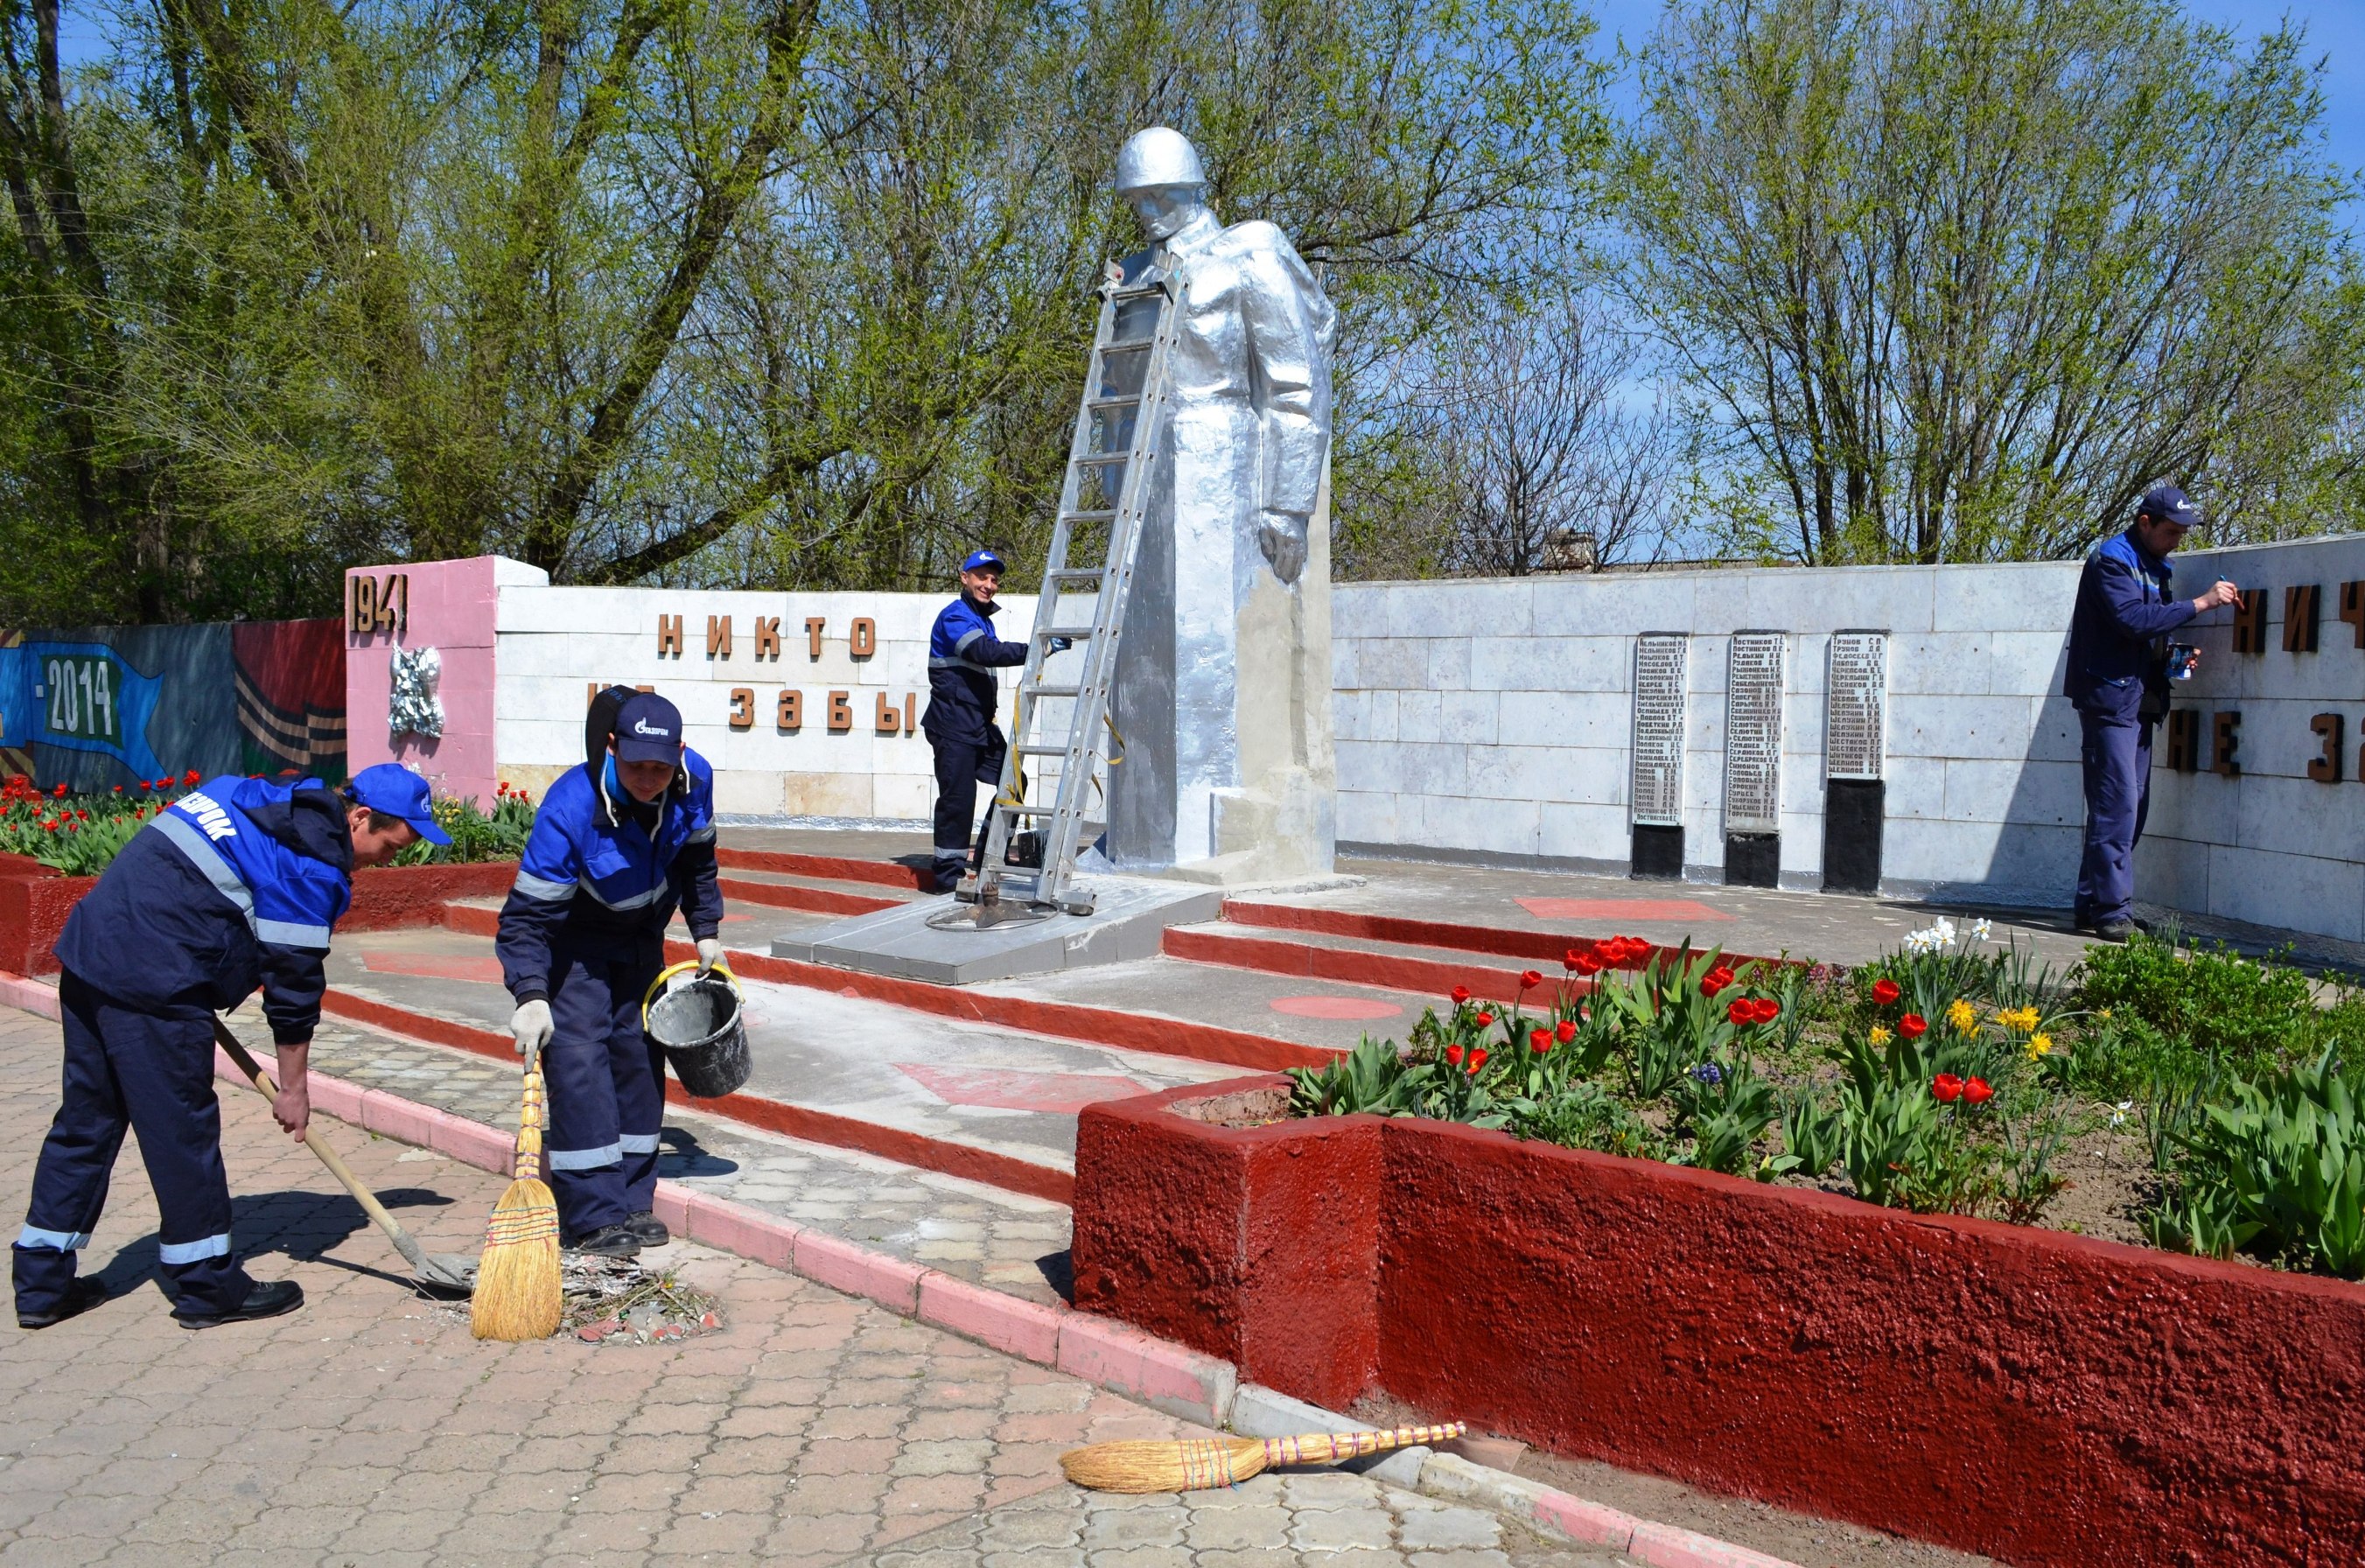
top-left (54, 776), bottom-right (354, 1042)
top-left (922, 594), bottom-right (1028, 747)
top-left (2064, 530), bottom-right (2196, 719)
top-left (495, 752), bottom-right (723, 1001)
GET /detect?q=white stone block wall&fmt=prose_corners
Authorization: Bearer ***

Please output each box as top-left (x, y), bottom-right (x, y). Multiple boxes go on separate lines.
top-left (491, 585), bottom-right (1036, 824)
top-left (1333, 561), bottom-right (2095, 905)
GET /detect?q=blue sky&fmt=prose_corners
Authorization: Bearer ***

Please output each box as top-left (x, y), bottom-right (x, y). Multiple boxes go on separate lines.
top-left (1583, 0), bottom-right (2363, 230)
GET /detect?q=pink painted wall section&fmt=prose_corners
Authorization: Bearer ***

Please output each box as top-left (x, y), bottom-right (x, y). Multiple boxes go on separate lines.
top-left (344, 556), bottom-right (511, 806)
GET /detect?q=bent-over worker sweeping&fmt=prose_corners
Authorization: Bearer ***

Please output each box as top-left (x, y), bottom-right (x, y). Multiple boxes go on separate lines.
top-left (496, 690), bottom-right (724, 1259)
top-left (12, 765), bottom-right (444, 1330)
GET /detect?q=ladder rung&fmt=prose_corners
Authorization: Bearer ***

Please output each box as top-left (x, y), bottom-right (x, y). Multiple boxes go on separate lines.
top-left (1077, 453), bottom-right (1127, 467)
top-left (1000, 802), bottom-right (1060, 816)
top-left (1109, 283), bottom-right (1166, 301)
top-left (1101, 339), bottom-right (1152, 353)
top-left (1046, 569), bottom-right (1102, 583)
top-left (1024, 684), bottom-right (1080, 698)
top-left (1039, 626), bottom-right (1095, 639)
top-left (1017, 745), bottom-right (1071, 757)
top-left (1088, 396), bottom-right (1138, 412)
top-left (1061, 509), bottom-right (1114, 524)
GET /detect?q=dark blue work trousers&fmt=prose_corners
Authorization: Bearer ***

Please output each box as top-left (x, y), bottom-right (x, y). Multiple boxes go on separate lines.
top-left (2075, 708), bottom-right (2154, 929)
top-left (544, 943), bottom-right (667, 1242)
top-left (13, 971), bottom-right (251, 1319)
top-left (928, 731), bottom-right (1004, 878)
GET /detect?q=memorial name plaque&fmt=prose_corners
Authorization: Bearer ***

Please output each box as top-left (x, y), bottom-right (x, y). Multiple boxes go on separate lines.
top-left (1631, 634), bottom-right (1688, 829)
top-left (1724, 632), bottom-right (1785, 836)
top-left (1826, 633), bottom-right (1887, 781)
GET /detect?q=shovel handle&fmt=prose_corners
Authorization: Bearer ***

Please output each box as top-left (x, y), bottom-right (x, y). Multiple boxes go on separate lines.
top-left (209, 1018), bottom-right (432, 1275)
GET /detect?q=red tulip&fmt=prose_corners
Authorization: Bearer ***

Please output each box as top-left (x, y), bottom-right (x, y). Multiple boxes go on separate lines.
top-left (1872, 978), bottom-right (1902, 1005)
top-left (1473, 1011), bottom-right (1494, 1027)
top-left (51, 782), bottom-right (65, 798)
top-left (1963, 1077), bottom-right (1994, 1105)
top-left (1555, 1019), bottom-right (1578, 1044)
top-left (1445, 1044), bottom-right (1464, 1066)
top-left (1467, 1047), bottom-right (1489, 1071)
top-left (1933, 1073), bottom-right (1963, 1102)
top-left (1529, 1027), bottom-right (1550, 1054)
top-left (1701, 966), bottom-right (1735, 997)
top-left (1899, 1014), bottom-right (1928, 1040)
top-left (1451, 985), bottom-right (1472, 1004)
top-left (1564, 948), bottom-right (1582, 972)
top-left (1751, 998), bottom-right (1781, 1025)
top-left (110, 785), bottom-right (122, 794)
top-left (1519, 969), bottom-right (1543, 990)
top-left (1572, 951), bottom-right (1602, 976)
top-left (1726, 998), bottom-right (1754, 1026)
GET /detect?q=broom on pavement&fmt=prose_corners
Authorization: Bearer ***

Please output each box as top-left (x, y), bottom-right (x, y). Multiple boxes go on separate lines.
top-left (1060, 1424), bottom-right (1463, 1494)
top-left (470, 1043), bottom-right (562, 1340)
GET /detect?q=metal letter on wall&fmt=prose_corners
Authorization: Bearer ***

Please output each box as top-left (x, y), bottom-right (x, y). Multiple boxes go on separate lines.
top-left (1825, 633), bottom-right (1887, 781)
top-left (1724, 633), bottom-right (1785, 836)
top-left (1630, 634), bottom-right (1688, 828)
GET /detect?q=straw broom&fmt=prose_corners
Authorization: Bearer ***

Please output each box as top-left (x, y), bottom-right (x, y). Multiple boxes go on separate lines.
top-left (1060, 1423), bottom-right (1464, 1494)
top-left (470, 1046), bottom-right (562, 1340)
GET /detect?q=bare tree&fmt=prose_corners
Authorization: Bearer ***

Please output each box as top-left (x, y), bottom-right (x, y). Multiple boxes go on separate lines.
top-left (1413, 298), bottom-right (1682, 577)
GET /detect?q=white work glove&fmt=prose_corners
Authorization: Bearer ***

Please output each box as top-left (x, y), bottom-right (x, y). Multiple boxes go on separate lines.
top-left (509, 998), bottom-right (553, 1060)
top-left (696, 937), bottom-right (724, 975)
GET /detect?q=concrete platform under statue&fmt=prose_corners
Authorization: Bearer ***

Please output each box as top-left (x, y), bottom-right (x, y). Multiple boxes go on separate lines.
top-left (771, 875), bottom-right (1227, 985)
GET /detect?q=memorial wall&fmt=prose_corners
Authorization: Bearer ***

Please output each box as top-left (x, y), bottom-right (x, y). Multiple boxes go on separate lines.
top-left (346, 533), bottom-right (2365, 945)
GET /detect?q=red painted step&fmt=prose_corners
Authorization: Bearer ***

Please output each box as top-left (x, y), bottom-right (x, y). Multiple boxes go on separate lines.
top-left (316, 988), bottom-right (1074, 1204)
top-left (434, 900), bottom-right (1333, 1074)
top-left (1161, 925), bottom-right (1585, 1010)
top-left (717, 846), bottom-right (931, 892)
top-left (1220, 900), bottom-right (1774, 970)
top-left (717, 876), bottom-right (899, 917)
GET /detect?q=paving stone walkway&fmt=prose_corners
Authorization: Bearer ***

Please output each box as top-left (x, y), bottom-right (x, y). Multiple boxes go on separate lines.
top-left (215, 999), bottom-right (1077, 1307)
top-left (878, 1472), bottom-right (1613, 1568)
top-left (0, 1006), bottom-right (1626, 1567)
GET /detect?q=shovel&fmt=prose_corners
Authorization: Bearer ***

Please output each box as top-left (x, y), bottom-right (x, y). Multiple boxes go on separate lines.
top-left (209, 1018), bottom-right (478, 1295)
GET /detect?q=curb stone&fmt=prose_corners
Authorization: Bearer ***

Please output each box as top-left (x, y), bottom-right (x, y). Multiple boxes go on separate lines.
top-left (0, 971), bottom-right (1799, 1568)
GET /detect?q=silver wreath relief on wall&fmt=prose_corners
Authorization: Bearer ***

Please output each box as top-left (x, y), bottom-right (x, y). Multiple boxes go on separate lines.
top-left (389, 646), bottom-right (444, 741)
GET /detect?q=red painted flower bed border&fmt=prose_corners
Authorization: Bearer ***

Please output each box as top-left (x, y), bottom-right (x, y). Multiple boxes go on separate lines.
top-left (1071, 1074), bottom-right (2365, 1567)
top-left (0, 855), bottom-right (515, 975)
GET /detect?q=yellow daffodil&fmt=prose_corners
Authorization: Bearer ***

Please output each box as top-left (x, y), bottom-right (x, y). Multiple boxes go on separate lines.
top-left (2025, 1032), bottom-right (2054, 1060)
top-left (1869, 1026), bottom-right (1892, 1046)
top-left (1997, 1005), bottom-right (2040, 1034)
top-left (1946, 998), bottom-right (1977, 1034)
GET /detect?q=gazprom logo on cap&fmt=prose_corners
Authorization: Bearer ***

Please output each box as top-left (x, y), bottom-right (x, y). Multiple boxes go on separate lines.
top-left (633, 718), bottom-right (675, 738)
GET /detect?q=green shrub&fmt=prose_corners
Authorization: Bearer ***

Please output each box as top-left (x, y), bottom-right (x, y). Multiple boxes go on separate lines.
top-left (2072, 933), bottom-right (2318, 1078)
top-left (390, 785), bottom-right (537, 865)
top-left (1285, 1036), bottom-right (1430, 1117)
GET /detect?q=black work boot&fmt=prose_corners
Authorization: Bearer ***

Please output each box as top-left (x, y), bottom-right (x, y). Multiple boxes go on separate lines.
top-left (567, 1224), bottom-right (641, 1261)
top-left (175, 1279), bottom-right (303, 1330)
top-left (623, 1211), bottom-right (670, 1248)
top-left (17, 1277), bottom-right (107, 1330)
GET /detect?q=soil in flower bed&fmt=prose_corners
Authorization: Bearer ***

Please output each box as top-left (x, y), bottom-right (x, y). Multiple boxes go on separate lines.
top-left (1349, 1390), bottom-right (1998, 1568)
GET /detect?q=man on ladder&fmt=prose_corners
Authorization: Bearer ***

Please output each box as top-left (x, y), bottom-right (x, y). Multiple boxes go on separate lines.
top-left (922, 550), bottom-right (1064, 893)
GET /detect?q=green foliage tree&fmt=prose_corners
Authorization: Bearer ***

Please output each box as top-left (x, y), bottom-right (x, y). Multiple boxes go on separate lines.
top-left (0, 0), bottom-right (1606, 623)
top-left (1625, 0), bottom-right (2365, 564)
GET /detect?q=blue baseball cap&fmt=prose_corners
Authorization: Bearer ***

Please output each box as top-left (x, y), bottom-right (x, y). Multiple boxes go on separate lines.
top-left (612, 691), bottom-right (686, 764)
top-left (2138, 485), bottom-right (2202, 529)
top-left (349, 763), bottom-right (451, 845)
top-left (961, 549), bottom-right (1006, 574)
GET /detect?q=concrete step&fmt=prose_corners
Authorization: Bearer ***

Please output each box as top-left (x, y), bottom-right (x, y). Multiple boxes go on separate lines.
top-left (717, 844), bottom-right (933, 892)
top-left (322, 924), bottom-right (1242, 1202)
top-left (1164, 920), bottom-right (1587, 1010)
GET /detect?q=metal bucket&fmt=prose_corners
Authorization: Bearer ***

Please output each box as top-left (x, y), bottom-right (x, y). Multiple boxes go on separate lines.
top-left (644, 965), bottom-right (750, 1100)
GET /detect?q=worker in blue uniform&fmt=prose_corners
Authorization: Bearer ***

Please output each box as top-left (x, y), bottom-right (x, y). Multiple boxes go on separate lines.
top-left (923, 550), bottom-right (1065, 892)
top-left (13, 764), bottom-right (444, 1330)
top-left (2064, 485), bottom-right (2238, 941)
top-left (496, 690), bottom-right (723, 1259)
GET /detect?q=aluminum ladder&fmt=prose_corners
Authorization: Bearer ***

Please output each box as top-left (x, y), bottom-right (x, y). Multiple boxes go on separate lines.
top-left (964, 262), bottom-right (1184, 917)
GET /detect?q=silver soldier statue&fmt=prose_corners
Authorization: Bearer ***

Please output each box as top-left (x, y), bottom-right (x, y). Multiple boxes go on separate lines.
top-left (1104, 128), bottom-right (1340, 881)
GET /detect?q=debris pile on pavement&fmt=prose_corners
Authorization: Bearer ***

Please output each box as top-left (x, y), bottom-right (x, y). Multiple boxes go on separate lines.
top-left (434, 1254), bottom-right (724, 1344)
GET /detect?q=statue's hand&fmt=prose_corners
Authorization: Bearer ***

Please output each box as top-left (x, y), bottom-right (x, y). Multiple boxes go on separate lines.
top-left (1257, 511), bottom-right (1309, 584)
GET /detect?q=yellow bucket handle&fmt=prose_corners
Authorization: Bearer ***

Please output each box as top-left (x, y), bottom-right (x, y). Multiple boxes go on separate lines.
top-left (641, 957), bottom-right (739, 1029)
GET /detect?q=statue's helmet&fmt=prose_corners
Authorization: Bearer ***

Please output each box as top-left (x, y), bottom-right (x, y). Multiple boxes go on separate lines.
top-left (1115, 127), bottom-right (1206, 193)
